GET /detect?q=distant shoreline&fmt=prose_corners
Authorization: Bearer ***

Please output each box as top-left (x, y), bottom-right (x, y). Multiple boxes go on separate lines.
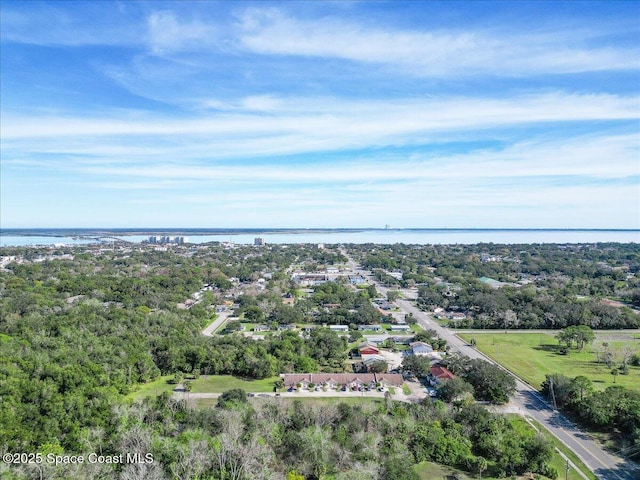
top-left (2, 227), bottom-right (639, 237)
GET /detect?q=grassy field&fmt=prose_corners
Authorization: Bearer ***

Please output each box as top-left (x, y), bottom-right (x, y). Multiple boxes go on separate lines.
top-left (414, 461), bottom-right (474, 479)
top-left (458, 332), bottom-right (640, 391)
top-left (126, 374), bottom-right (281, 400)
top-left (126, 375), bottom-right (176, 401)
top-left (190, 375), bottom-right (281, 393)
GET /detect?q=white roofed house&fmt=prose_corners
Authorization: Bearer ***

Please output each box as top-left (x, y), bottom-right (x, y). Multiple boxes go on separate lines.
top-left (358, 324), bottom-right (383, 331)
top-left (329, 324), bottom-right (349, 332)
top-left (409, 341), bottom-right (433, 356)
top-left (389, 324), bottom-right (411, 332)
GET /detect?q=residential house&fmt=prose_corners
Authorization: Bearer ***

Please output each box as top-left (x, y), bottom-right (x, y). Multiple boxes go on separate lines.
top-left (329, 325), bottom-right (349, 332)
top-left (360, 355), bottom-right (389, 372)
top-left (358, 342), bottom-right (380, 356)
top-left (292, 273), bottom-right (329, 286)
top-left (358, 324), bottom-right (383, 331)
top-left (375, 373), bottom-right (404, 388)
top-left (428, 366), bottom-right (455, 386)
top-left (390, 335), bottom-right (414, 344)
top-left (278, 324), bottom-right (297, 331)
top-left (281, 373), bottom-right (403, 390)
top-left (410, 341), bottom-right (433, 356)
top-left (363, 335), bottom-right (388, 345)
top-left (389, 324), bottom-right (411, 332)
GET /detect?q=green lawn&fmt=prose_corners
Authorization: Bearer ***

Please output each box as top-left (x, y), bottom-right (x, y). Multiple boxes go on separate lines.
top-left (190, 375), bottom-right (281, 393)
top-left (414, 461), bottom-right (473, 479)
top-left (410, 323), bottom-right (424, 333)
top-left (458, 332), bottom-right (640, 391)
top-left (126, 375), bottom-right (282, 400)
top-left (125, 375), bottom-right (176, 401)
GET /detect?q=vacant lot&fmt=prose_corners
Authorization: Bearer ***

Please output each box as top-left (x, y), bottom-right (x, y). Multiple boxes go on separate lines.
top-left (190, 375), bottom-right (280, 393)
top-left (125, 375), bottom-right (176, 401)
top-left (126, 374), bottom-right (280, 400)
top-left (458, 332), bottom-right (640, 391)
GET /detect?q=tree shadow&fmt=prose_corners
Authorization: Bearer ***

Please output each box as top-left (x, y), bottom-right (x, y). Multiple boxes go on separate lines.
top-left (532, 343), bottom-right (566, 356)
top-left (519, 389), bottom-right (554, 412)
top-left (594, 464), bottom-right (640, 480)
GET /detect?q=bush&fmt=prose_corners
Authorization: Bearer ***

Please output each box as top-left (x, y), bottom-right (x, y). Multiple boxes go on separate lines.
top-left (217, 388), bottom-right (248, 408)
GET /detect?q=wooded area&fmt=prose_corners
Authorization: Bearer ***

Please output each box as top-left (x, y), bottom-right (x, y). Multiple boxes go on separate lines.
top-left (1, 242), bottom-right (638, 478)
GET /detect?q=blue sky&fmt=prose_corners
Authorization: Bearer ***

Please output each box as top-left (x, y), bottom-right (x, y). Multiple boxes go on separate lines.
top-left (1, 1), bottom-right (638, 229)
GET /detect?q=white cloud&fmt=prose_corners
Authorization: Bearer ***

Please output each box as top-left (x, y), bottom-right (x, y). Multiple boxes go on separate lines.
top-left (236, 8), bottom-right (639, 76)
top-left (147, 10), bottom-right (218, 55)
top-left (9, 131), bottom-right (634, 188)
top-left (3, 92), bottom-right (637, 143)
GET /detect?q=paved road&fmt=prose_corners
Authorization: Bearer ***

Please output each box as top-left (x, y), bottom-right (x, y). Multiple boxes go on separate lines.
top-left (340, 250), bottom-right (639, 480)
top-left (202, 310), bottom-right (232, 336)
top-left (396, 298), bottom-right (639, 480)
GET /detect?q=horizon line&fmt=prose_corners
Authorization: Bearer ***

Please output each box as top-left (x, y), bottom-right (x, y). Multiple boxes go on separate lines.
top-left (2, 227), bottom-right (639, 233)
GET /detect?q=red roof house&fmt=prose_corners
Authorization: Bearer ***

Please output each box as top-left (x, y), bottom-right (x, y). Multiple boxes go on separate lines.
top-left (429, 365), bottom-right (455, 381)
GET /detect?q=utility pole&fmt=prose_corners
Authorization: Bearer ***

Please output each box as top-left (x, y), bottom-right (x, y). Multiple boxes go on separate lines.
top-left (549, 377), bottom-right (558, 411)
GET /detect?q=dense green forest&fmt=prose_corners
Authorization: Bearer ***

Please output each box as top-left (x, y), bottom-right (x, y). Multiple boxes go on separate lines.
top-left (1, 242), bottom-right (638, 478)
top-left (3, 392), bottom-right (557, 480)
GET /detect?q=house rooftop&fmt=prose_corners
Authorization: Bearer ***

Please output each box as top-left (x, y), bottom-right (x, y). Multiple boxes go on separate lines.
top-left (430, 365), bottom-right (455, 380)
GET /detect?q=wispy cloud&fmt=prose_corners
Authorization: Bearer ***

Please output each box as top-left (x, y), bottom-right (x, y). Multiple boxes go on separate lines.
top-left (1, 1), bottom-right (638, 228)
top-left (4, 92), bottom-right (638, 141)
top-left (147, 10), bottom-right (219, 55)
top-left (237, 8), bottom-right (639, 76)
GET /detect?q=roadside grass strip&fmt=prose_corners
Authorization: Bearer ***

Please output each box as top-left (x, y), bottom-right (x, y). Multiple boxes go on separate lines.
top-left (523, 417), bottom-right (598, 480)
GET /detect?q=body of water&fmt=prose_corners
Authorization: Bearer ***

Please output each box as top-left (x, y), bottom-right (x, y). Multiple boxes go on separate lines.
top-left (1, 229), bottom-right (639, 247)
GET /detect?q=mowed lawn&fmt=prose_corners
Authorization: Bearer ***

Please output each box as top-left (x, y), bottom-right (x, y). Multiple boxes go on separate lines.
top-left (190, 375), bottom-right (280, 393)
top-left (458, 332), bottom-right (640, 391)
top-left (126, 375), bottom-right (281, 400)
top-left (126, 375), bottom-right (176, 401)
